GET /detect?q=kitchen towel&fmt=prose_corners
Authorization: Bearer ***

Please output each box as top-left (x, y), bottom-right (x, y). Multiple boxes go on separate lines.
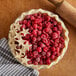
top-left (0, 38), bottom-right (39, 76)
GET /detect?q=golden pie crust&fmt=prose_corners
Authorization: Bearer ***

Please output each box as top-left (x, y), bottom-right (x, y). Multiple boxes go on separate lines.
top-left (8, 9), bottom-right (69, 70)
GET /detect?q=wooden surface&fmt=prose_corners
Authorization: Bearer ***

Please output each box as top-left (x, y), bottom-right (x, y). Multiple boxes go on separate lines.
top-left (0, 0), bottom-right (76, 76)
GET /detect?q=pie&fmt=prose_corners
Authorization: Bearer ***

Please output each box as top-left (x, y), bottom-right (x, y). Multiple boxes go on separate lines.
top-left (8, 9), bottom-right (69, 70)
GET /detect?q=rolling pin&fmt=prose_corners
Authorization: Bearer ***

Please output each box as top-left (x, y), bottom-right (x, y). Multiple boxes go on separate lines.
top-left (48, 0), bottom-right (76, 27)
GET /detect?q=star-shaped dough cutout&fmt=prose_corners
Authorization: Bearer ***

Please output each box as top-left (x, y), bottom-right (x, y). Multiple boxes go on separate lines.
top-left (14, 23), bottom-right (21, 30)
top-left (14, 34), bottom-right (25, 46)
top-left (20, 28), bottom-right (30, 36)
top-left (14, 33), bottom-right (20, 38)
top-left (17, 38), bottom-right (25, 46)
top-left (21, 56), bottom-right (29, 64)
top-left (15, 52), bottom-right (21, 58)
top-left (23, 41), bottom-right (32, 51)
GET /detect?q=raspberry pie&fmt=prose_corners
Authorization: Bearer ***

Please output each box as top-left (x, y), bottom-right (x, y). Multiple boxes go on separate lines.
top-left (8, 9), bottom-right (69, 69)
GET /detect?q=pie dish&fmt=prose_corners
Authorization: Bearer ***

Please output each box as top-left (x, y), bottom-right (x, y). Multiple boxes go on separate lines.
top-left (8, 9), bottom-right (69, 70)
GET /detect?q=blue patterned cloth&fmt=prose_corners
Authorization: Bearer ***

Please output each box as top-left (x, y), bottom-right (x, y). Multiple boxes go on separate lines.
top-left (0, 38), bottom-right (39, 76)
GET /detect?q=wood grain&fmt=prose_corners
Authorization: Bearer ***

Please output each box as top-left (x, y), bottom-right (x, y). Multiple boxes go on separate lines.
top-left (0, 0), bottom-right (76, 76)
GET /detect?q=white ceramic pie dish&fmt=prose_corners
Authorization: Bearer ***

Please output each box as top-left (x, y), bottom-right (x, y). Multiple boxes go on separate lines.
top-left (8, 9), bottom-right (69, 70)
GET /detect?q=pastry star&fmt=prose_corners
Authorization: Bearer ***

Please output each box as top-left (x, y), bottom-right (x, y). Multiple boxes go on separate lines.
top-left (14, 34), bottom-right (25, 46)
top-left (14, 32), bottom-right (21, 39)
top-left (14, 23), bottom-right (21, 30)
top-left (17, 38), bottom-right (25, 46)
top-left (21, 56), bottom-right (29, 64)
top-left (20, 28), bottom-right (30, 36)
top-left (23, 41), bottom-right (32, 51)
top-left (15, 52), bottom-right (21, 58)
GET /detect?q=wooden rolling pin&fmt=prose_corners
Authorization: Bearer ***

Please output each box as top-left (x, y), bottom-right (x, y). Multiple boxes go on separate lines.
top-left (48, 0), bottom-right (76, 27)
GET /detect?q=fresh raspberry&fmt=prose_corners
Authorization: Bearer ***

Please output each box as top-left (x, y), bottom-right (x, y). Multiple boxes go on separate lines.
top-left (50, 40), bottom-right (54, 45)
top-left (52, 51), bottom-right (57, 55)
top-left (42, 56), bottom-right (46, 59)
top-left (34, 61), bottom-right (38, 65)
top-left (36, 57), bottom-right (40, 62)
top-left (46, 51), bottom-right (51, 57)
top-left (38, 23), bottom-right (42, 26)
top-left (55, 38), bottom-right (59, 43)
top-left (29, 46), bottom-right (32, 51)
top-left (57, 31), bottom-right (61, 36)
top-left (29, 26), bottom-right (33, 31)
top-left (37, 54), bottom-right (41, 58)
top-left (58, 43), bottom-right (62, 48)
top-left (52, 32), bottom-right (59, 39)
top-left (60, 37), bottom-right (64, 43)
top-left (57, 23), bottom-right (62, 31)
top-left (28, 20), bottom-right (31, 23)
top-left (32, 30), bottom-right (37, 36)
top-left (48, 29), bottom-right (52, 35)
top-left (53, 21), bottom-right (57, 25)
top-left (45, 33), bottom-right (49, 38)
top-left (51, 55), bottom-right (55, 60)
top-left (41, 34), bottom-right (46, 39)
top-left (56, 47), bottom-right (60, 53)
top-left (44, 28), bottom-right (50, 33)
top-left (61, 44), bottom-right (65, 49)
top-left (42, 38), bottom-right (48, 44)
top-left (31, 16), bottom-right (35, 20)
top-left (33, 24), bottom-right (37, 29)
top-left (37, 47), bottom-right (42, 52)
top-left (38, 26), bottom-right (42, 30)
top-left (39, 59), bottom-right (43, 65)
top-left (45, 22), bottom-right (51, 28)
top-left (32, 44), bottom-right (37, 50)
top-left (43, 47), bottom-right (48, 52)
top-left (38, 42), bottom-right (45, 48)
top-left (34, 18), bottom-right (42, 23)
top-left (42, 51), bottom-right (46, 56)
top-left (37, 31), bottom-right (42, 35)
top-left (53, 27), bottom-right (58, 31)
top-left (27, 61), bottom-right (32, 64)
top-left (37, 36), bottom-right (41, 41)
top-left (46, 16), bottom-right (50, 21)
top-left (34, 13), bottom-right (38, 17)
top-left (54, 42), bottom-right (58, 47)
top-left (33, 51), bottom-right (38, 56)
top-left (51, 47), bottom-right (55, 52)
top-left (26, 22), bottom-right (31, 27)
top-left (56, 52), bottom-right (60, 57)
top-left (46, 58), bottom-right (51, 65)
top-left (25, 34), bottom-right (30, 40)
top-left (32, 37), bottom-right (37, 42)
top-left (23, 20), bottom-right (27, 24)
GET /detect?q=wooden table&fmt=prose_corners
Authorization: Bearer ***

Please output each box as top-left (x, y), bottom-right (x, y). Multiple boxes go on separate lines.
top-left (0, 0), bottom-right (76, 76)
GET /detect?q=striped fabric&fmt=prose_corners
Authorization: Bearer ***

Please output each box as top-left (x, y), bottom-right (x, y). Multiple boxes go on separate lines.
top-left (0, 38), bottom-right (39, 76)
